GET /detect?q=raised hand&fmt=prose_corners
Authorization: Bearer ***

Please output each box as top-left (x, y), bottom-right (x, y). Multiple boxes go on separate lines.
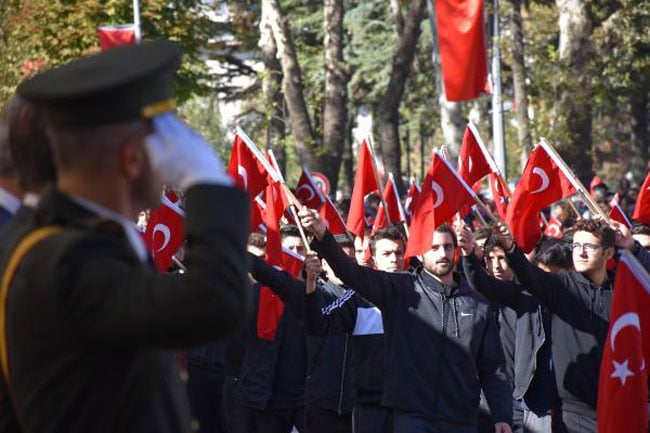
top-left (298, 208), bottom-right (326, 241)
top-left (304, 252), bottom-right (322, 294)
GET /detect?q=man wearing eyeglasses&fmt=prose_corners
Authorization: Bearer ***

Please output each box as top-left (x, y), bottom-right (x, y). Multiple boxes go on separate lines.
top-left (493, 218), bottom-right (650, 433)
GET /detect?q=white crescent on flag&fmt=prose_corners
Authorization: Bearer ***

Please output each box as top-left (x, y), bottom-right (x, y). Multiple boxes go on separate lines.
top-left (432, 181), bottom-right (444, 209)
top-left (152, 223), bottom-right (171, 252)
top-left (531, 167), bottom-right (550, 194)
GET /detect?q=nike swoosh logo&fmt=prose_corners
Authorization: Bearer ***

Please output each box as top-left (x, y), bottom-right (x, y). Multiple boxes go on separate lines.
top-left (460, 312), bottom-right (473, 317)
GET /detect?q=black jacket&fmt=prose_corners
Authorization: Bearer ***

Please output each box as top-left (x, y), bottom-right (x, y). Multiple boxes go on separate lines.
top-left (463, 253), bottom-right (555, 416)
top-left (505, 242), bottom-right (650, 417)
top-left (249, 255), bottom-right (352, 414)
top-left (312, 231), bottom-right (512, 425)
top-left (0, 185), bottom-right (249, 433)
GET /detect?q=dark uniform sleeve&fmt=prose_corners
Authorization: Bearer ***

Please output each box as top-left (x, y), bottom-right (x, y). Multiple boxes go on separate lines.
top-left (462, 253), bottom-right (524, 309)
top-left (248, 252), bottom-right (304, 317)
top-left (506, 244), bottom-right (564, 310)
top-left (312, 230), bottom-right (407, 310)
top-left (477, 306), bottom-right (513, 425)
top-left (632, 241), bottom-right (650, 273)
top-left (303, 288), bottom-right (358, 337)
top-left (58, 184), bottom-right (250, 347)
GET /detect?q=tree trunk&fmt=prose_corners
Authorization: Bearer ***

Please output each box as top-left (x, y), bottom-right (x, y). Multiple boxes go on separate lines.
top-left (259, 0), bottom-right (286, 174)
top-left (553, 0), bottom-right (593, 184)
top-left (508, 0), bottom-right (533, 171)
top-left (630, 88), bottom-right (649, 179)
top-left (322, 0), bottom-right (349, 196)
top-left (376, 0), bottom-right (426, 194)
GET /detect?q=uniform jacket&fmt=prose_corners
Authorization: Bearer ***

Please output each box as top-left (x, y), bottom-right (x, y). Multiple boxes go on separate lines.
top-left (0, 185), bottom-right (249, 433)
top-left (312, 231), bottom-right (512, 426)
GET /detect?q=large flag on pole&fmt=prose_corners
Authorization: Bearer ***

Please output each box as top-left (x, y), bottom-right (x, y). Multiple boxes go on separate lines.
top-left (597, 251), bottom-right (650, 433)
top-left (435, 0), bottom-right (490, 101)
top-left (347, 139), bottom-right (380, 237)
top-left (372, 173), bottom-right (407, 234)
top-left (633, 171), bottom-right (650, 225)
top-left (97, 25), bottom-right (136, 50)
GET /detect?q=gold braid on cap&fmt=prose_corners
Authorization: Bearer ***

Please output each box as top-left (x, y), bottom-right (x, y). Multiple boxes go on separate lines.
top-left (141, 99), bottom-right (176, 119)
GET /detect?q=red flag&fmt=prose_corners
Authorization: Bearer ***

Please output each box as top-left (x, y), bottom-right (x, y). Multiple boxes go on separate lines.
top-left (435, 0), bottom-right (490, 101)
top-left (597, 252), bottom-right (650, 433)
top-left (295, 167), bottom-right (326, 210)
top-left (144, 195), bottom-right (185, 272)
top-left (633, 171), bottom-right (650, 225)
top-left (506, 145), bottom-right (576, 253)
top-left (405, 153), bottom-right (475, 258)
top-left (457, 126), bottom-right (492, 187)
top-left (372, 173), bottom-right (406, 234)
top-left (97, 25), bottom-right (136, 51)
top-left (404, 178), bottom-right (421, 225)
top-left (347, 140), bottom-right (380, 237)
top-left (543, 215), bottom-right (563, 239)
top-left (490, 172), bottom-right (510, 220)
top-left (228, 134), bottom-right (276, 198)
top-left (609, 202), bottom-right (632, 229)
top-left (281, 246), bottom-right (305, 279)
top-left (321, 195), bottom-right (348, 235)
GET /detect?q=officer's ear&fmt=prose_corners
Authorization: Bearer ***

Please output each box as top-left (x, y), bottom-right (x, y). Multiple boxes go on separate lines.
top-left (120, 136), bottom-right (147, 180)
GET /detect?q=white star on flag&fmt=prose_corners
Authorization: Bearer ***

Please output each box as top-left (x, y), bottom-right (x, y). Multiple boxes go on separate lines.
top-left (611, 359), bottom-right (634, 386)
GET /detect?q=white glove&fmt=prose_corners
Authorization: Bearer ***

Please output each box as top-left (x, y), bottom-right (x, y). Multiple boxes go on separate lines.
top-left (144, 112), bottom-right (232, 191)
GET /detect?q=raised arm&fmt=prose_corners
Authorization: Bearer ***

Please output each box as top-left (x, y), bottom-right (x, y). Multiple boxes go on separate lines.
top-left (248, 252), bottom-right (305, 316)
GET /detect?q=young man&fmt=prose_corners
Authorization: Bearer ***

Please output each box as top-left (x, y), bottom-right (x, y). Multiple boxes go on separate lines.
top-left (299, 209), bottom-right (512, 433)
top-left (494, 218), bottom-right (650, 433)
top-left (3, 41), bottom-right (249, 432)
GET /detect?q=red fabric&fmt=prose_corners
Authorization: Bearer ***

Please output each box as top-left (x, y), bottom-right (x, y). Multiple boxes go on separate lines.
top-left (506, 145), bottom-right (576, 253)
top-left (281, 247), bottom-right (305, 279)
top-left (97, 25), bottom-right (135, 51)
top-left (405, 154), bottom-right (474, 258)
top-left (435, 0), bottom-right (489, 101)
top-left (543, 215), bottom-right (563, 239)
top-left (372, 174), bottom-right (406, 234)
top-left (257, 182), bottom-right (288, 340)
top-left (295, 168), bottom-right (326, 210)
top-left (404, 178), bottom-right (421, 225)
top-left (597, 253), bottom-right (650, 433)
top-left (457, 126), bottom-right (492, 187)
top-left (609, 202), bottom-right (632, 228)
top-left (490, 172), bottom-right (510, 220)
top-left (590, 175), bottom-right (604, 194)
top-left (227, 134), bottom-right (274, 198)
top-left (633, 172), bottom-right (650, 225)
top-left (321, 195), bottom-right (348, 235)
top-left (347, 140), bottom-right (380, 237)
top-left (144, 195), bottom-right (185, 272)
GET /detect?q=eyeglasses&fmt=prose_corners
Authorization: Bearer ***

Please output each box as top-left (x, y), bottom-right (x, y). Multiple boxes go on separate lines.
top-left (571, 242), bottom-right (602, 253)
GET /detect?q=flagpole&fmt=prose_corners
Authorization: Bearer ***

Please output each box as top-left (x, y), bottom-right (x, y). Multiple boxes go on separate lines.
top-left (365, 137), bottom-right (392, 226)
top-left (133, 0), bottom-right (142, 43)
top-left (491, 0), bottom-right (506, 177)
top-left (468, 122), bottom-right (510, 193)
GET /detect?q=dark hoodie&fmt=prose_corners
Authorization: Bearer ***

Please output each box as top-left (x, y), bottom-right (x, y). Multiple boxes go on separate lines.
top-left (311, 231), bottom-right (512, 426)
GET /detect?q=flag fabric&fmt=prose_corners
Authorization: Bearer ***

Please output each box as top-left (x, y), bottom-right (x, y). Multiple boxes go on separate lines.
top-left (506, 145), bottom-right (576, 253)
top-left (597, 251), bottom-right (650, 433)
top-left (632, 171), bottom-right (650, 225)
top-left (457, 126), bottom-right (492, 187)
top-left (435, 0), bottom-right (490, 101)
top-left (490, 172), bottom-right (510, 220)
top-left (144, 194), bottom-right (185, 272)
top-left (609, 202), bottom-right (632, 229)
top-left (347, 140), bottom-right (380, 237)
top-left (405, 153), bottom-right (475, 258)
top-left (281, 246), bottom-right (305, 279)
top-left (404, 178), bottom-right (421, 225)
top-left (372, 173), bottom-right (407, 234)
top-left (543, 215), bottom-right (563, 239)
top-left (97, 25), bottom-right (136, 50)
top-left (321, 195), bottom-right (348, 235)
top-left (295, 167), bottom-right (326, 210)
top-left (227, 134), bottom-right (275, 198)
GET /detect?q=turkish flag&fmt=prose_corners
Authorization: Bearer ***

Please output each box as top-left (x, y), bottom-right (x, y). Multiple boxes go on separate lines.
top-left (372, 173), bottom-right (406, 234)
top-left (144, 194), bottom-right (185, 272)
top-left (347, 140), bottom-right (380, 237)
top-left (405, 153), bottom-right (475, 258)
top-left (435, 0), bottom-right (490, 101)
top-left (633, 171), bottom-right (650, 225)
top-left (257, 182), bottom-right (290, 340)
top-left (543, 215), bottom-right (563, 239)
top-left (97, 25), bottom-right (136, 51)
top-left (228, 134), bottom-right (275, 198)
top-left (404, 178), bottom-right (421, 225)
top-left (506, 145), bottom-right (576, 253)
top-left (597, 252), bottom-right (650, 433)
top-left (458, 125), bottom-right (492, 187)
top-left (295, 168), bottom-right (326, 210)
top-left (490, 172), bottom-right (510, 220)
top-left (609, 202), bottom-right (632, 228)
top-left (321, 195), bottom-right (348, 235)
top-left (281, 246), bottom-right (305, 279)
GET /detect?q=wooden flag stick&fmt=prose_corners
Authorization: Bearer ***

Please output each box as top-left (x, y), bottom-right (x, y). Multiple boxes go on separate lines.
top-left (366, 137), bottom-right (392, 226)
top-left (472, 206), bottom-right (489, 227)
top-left (567, 199), bottom-right (583, 220)
top-left (277, 183), bottom-right (312, 253)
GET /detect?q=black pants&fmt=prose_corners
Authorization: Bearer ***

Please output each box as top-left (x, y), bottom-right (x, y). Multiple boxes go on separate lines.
top-left (352, 403), bottom-right (392, 433)
top-left (253, 406), bottom-right (305, 433)
top-left (186, 364), bottom-right (225, 433)
top-left (393, 412), bottom-right (477, 433)
top-left (305, 406), bottom-right (352, 433)
top-left (559, 412), bottom-right (596, 433)
top-left (222, 376), bottom-right (256, 433)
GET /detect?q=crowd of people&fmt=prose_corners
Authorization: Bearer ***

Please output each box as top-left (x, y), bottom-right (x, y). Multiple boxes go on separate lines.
top-left (0, 39), bottom-right (649, 433)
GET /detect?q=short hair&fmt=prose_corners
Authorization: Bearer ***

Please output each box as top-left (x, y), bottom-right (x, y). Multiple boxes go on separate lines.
top-left (632, 224), bottom-right (650, 236)
top-left (474, 226), bottom-right (494, 242)
top-left (334, 233), bottom-right (354, 249)
top-left (4, 95), bottom-right (56, 191)
top-left (482, 235), bottom-right (506, 255)
top-left (247, 232), bottom-right (266, 248)
top-left (435, 224), bottom-right (457, 247)
top-left (280, 225), bottom-right (301, 240)
top-left (572, 219), bottom-right (615, 249)
top-left (534, 238), bottom-right (573, 269)
top-left (370, 226), bottom-right (405, 255)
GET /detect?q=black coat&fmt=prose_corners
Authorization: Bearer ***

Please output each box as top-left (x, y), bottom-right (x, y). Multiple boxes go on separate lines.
top-left (0, 185), bottom-right (249, 433)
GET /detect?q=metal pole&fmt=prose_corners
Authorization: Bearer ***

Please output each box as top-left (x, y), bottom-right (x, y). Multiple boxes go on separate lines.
top-left (491, 0), bottom-right (506, 178)
top-left (133, 0), bottom-right (142, 43)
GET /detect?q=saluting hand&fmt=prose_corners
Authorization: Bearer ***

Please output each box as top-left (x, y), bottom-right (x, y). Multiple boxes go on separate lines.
top-left (298, 208), bottom-right (326, 241)
top-left (304, 252), bottom-right (322, 294)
